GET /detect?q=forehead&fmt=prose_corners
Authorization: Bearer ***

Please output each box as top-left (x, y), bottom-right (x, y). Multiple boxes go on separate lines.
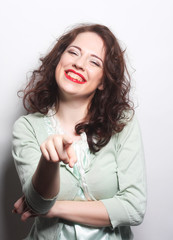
top-left (69, 32), bottom-right (105, 59)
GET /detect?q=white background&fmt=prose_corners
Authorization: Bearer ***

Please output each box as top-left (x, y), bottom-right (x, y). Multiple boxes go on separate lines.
top-left (0, 0), bottom-right (173, 239)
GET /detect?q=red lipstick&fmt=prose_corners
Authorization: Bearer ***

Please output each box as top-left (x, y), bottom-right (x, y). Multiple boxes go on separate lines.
top-left (65, 69), bottom-right (86, 84)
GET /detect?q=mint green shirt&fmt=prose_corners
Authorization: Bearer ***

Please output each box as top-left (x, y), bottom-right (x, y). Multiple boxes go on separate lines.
top-left (12, 112), bottom-right (146, 240)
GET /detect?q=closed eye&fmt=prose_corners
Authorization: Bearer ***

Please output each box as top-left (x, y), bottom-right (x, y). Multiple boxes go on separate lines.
top-left (68, 50), bottom-right (78, 56)
top-left (90, 61), bottom-right (101, 67)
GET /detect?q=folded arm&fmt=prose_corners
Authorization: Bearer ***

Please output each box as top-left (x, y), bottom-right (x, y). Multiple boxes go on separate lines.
top-left (13, 197), bottom-right (111, 227)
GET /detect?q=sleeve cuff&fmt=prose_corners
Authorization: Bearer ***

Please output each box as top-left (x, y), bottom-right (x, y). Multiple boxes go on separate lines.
top-left (24, 177), bottom-right (57, 214)
top-left (100, 198), bottom-right (130, 229)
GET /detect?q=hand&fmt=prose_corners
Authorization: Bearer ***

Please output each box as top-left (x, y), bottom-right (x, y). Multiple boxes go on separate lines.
top-left (12, 196), bottom-right (38, 221)
top-left (40, 134), bottom-right (77, 168)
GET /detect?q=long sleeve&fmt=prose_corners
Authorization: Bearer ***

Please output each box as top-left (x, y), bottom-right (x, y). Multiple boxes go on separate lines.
top-left (100, 116), bottom-right (147, 229)
top-left (12, 115), bottom-right (57, 214)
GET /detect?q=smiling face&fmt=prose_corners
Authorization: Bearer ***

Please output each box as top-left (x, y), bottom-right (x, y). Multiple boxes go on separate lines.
top-left (55, 32), bottom-right (105, 101)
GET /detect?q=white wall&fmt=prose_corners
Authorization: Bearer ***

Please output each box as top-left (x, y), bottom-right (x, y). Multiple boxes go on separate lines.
top-left (0, 0), bottom-right (173, 239)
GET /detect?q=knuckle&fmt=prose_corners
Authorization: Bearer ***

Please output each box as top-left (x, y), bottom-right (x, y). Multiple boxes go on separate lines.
top-left (51, 158), bottom-right (59, 162)
top-left (62, 158), bottom-right (69, 164)
top-left (40, 143), bottom-right (45, 151)
top-left (53, 135), bottom-right (62, 144)
top-left (61, 157), bottom-right (68, 162)
top-left (50, 154), bottom-right (59, 162)
top-left (47, 139), bottom-right (53, 145)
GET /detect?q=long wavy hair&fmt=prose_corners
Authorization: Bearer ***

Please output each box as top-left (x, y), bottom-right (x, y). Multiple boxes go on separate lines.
top-left (20, 23), bottom-right (134, 153)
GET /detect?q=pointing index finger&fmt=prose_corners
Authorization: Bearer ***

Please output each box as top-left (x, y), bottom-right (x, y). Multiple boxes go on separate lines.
top-left (66, 144), bottom-right (77, 168)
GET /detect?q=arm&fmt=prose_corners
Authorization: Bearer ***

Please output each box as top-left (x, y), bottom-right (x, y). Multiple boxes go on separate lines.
top-left (100, 115), bottom-right (147, 228)
top-left (32, 155), bottom-right (60, 199)
top-left (14, 198), bottom-right (111, 227)
top-left (32, 134), bottom-right (76, 199)
top-left (48, 200), bottom-right (111, 227)
top-left (12, 116), bottom-right (76, 214)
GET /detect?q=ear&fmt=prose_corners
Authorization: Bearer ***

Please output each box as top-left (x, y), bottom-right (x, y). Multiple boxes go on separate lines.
top-left (98, 82), bottom-right (104, 91)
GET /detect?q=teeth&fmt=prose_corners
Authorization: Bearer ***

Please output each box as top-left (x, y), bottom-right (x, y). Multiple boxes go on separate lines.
top-left (67, 72), bottom-right (83, 82)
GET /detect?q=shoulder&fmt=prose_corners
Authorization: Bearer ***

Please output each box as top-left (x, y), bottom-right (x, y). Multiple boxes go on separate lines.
top-left (18, 112), bottom-right (44, 122)
top-left (13, 112), bottom-right (44, 129)
top-left (13, 112), bottom-right (48, 144)
top-left (115, 110), bottom-right (140, 135)
top-left (118, 113), bottom-right (141, 138)
top-left (111, 113), bottom-right (143, 155)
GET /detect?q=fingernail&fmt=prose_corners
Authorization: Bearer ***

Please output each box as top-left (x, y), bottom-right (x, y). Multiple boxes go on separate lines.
top-left (12, 209), bottom-right (17, 214)
top-left (70, 162), bottom-right (74, 168)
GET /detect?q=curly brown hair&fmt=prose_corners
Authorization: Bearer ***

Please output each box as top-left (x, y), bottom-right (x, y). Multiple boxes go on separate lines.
top-left (20, 23), bottom-right (134, 153)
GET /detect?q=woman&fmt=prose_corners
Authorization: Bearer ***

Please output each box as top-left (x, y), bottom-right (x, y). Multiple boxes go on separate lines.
top-left (12, 23), bottom-right (146, 239)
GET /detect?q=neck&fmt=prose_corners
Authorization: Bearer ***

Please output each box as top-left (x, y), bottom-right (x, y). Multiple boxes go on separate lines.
top-left (55, 96), bottom-right (91, 138)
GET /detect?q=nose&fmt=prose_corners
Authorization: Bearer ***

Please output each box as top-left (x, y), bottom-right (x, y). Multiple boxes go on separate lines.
top-left (72, 56), bottom-right (86, 71)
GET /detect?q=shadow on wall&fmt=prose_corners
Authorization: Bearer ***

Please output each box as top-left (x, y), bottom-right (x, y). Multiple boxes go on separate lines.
top-left (2, 155), bottom-right (34, 240)
top-left (1, 108), bottom-right (33, 240)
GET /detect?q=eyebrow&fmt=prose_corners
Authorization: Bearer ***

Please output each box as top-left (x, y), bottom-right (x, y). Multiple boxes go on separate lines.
top-left (68, 45), bottom-right (104, 64)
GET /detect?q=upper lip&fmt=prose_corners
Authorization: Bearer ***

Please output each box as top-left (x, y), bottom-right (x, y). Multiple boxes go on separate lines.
top-left (65, 69), bottom-right (87, 82)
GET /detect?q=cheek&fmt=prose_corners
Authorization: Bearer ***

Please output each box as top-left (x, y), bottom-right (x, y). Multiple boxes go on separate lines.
top-left (55, 55), bottom-right (68, 74)
top-left (92, 71), bottom-right (103, 84)
top-left (88, 67), bottom-right (103, 79)
top-left (60, 53), bottom-right (73, 66)
top-left (55, 65), bottom-right (61, 80)
top-left (55, 64), bottom-right (65, 85)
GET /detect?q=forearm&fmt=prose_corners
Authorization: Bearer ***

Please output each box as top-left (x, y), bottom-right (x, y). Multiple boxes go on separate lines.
top-left (31, 134), bottom-right (76, 200)
top-left (48, 200), bottom-right (111, 227)
top-left (32, 155), bottom-right (60, 199)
